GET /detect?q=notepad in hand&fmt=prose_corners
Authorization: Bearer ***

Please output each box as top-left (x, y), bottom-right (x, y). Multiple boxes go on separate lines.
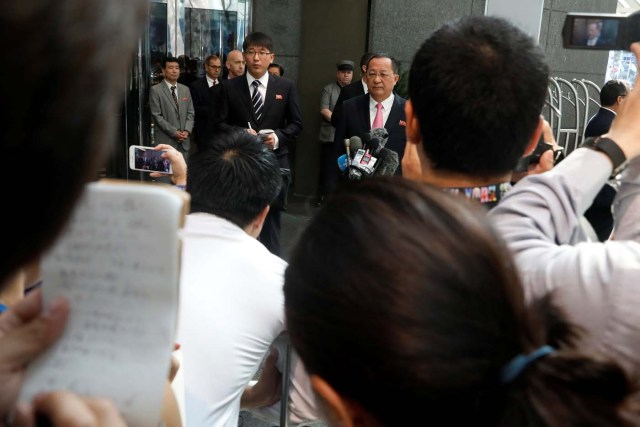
top-left (19, 180), bottom-right (189, 427)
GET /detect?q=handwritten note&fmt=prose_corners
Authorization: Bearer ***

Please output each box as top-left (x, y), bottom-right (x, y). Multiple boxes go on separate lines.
top-left (19, 180), bottom-right (188, 427)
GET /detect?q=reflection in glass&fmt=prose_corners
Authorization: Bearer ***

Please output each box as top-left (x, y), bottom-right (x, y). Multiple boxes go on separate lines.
top-left (150, 3), bottom-right (168, 85)
top-left (185, 8), bottom-right (238, 80)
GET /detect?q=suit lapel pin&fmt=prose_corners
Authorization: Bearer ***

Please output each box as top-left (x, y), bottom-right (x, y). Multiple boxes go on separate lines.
top-left (275, 94), bottom-right (283, 100)
top-left (399, 120), bottom-right (407, 127)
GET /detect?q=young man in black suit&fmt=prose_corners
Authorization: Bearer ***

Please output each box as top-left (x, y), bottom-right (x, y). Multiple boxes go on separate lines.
top-left (210, 32), bottom-right (303, 256)
top-left (332, 54), bottom-right (407, 176)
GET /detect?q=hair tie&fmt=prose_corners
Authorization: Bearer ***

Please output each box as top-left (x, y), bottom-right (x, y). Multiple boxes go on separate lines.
top-left (501, 345), bottom-right (555, 384)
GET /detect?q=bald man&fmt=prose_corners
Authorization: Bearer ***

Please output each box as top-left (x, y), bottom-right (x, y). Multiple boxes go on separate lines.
top-left (226, 50), bottom-right (246, 79)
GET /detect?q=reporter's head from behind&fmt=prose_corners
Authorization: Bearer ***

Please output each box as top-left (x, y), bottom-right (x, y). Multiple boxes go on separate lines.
top-left (284, 178), bottom-right (640, 426)
top-left (404, 16), bottom-right (549, 189)
top-left (187, 130), bottom-right (282, 237)
top-left (2, 0), bottom-right (146, 286)
top-left (0, 0), bottom-right (147, 422)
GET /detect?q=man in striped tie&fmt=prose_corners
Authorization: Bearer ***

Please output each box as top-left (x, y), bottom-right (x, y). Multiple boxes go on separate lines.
top-left (210, 32), bottom-right (303, 256)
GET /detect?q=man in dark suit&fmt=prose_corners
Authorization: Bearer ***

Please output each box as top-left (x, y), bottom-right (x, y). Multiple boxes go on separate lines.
top-left (583, 79), bottom-right (630, 240)
top-left (581, 21), bottom-right (611, 47)
top-left (585, 80), bottom-right (629, 138)
top-left (330, 52), bottom-right (374, 128)
top-left (190, 54), bottom-right (222, 149)
top-left (210, 32), bottom-right (303, 256)
top-left (333, 54), bottom-right (406, 177)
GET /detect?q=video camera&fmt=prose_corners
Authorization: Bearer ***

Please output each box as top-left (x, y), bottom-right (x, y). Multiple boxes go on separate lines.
top-left (563, 11), bottom-right (640, 51)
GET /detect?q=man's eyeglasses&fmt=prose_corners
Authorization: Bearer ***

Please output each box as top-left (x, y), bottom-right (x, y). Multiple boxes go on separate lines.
top-left (366, 71), bottom-right (395, 79)
top-left (244, 50), bottom-right (272, 58)
top-left (206, 64), bottom-right (222, 69)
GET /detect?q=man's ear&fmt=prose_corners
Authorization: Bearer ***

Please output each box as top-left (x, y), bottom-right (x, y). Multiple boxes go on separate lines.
top-left (311, 375), bottom-right (355, 427)
top-left (523, 115), bottom-right (545, 157)
top-left (405, 100), bottom-right (422, 144)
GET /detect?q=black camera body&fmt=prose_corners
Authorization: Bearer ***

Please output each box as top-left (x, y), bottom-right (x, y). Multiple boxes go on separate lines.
top-left (513, 141), bottom-right (564, 173)
top-left (563, 11), bottom-right (640, 51)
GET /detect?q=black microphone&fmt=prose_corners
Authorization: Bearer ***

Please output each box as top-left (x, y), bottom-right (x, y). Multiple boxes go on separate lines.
top-left (367, 138), bottom-right (380, 155)
top-left (372, 148), bottom-right (399, 177)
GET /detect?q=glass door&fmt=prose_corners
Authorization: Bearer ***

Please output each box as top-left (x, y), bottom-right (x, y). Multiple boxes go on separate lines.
top-left (106, 0), bottom-right (252, 180)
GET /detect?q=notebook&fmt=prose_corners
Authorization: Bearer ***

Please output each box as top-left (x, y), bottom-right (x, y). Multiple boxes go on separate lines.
top-left (19, 179), bottom-right (189, 427)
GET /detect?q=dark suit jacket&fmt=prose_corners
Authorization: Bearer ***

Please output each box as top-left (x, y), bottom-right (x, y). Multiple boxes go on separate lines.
top-left (333, 93), bottom-right (407, 175)
top-left (584, 107), bottom-right (615, 138)
top-left (330, 79), bottom-right (366, 128)
top-left (190, 77), bottom-right (216, 145)
top-left (583, 106), bottom-right (617, 241)
top-left (210, 74), bottom-right (303, 168)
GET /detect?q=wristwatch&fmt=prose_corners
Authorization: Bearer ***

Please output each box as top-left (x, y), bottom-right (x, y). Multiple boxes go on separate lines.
top-left (580, 136), bottom-right (628, 178)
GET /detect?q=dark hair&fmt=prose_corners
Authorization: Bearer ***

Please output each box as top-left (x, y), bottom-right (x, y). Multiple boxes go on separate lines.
top-left (1, 0), bottom-right (146, 287)
top-left (366, 54), bottom-right (399, 74)
top-left (409, 16), bottom-right (549, 177)
top-left (284, 178), bottom-right (639, 426)
top-left (204, 54), bottom-right (221, 66)
top-left (600, 80), bottom-right (629, 106)
top-left (242, 32), bottom-right (274, 53)
top-left (268, 63), bottom-right (284, 76)
top-left (360, 52), bottom-right (376, 70)
top-left (187, 130), bottom-right (281, 228)
top-left (162, 56), bottom-right (180, 68)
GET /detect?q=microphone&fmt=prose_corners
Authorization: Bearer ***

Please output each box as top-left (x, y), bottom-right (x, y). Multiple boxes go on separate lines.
top-left (369, 128), bottom-right (389, 155)
top-left (348, 136), bottom-right (363, 158)
top-left (372, 148), bottom-right (399, 177)
top-left (343, 139), bottom-right (351, 160)
top-left (337, 154), bottom-right (349, 172)
top-left (344, 132), bottom-right (395, 180)
top-left (367, 138), bottom-right (380, 155)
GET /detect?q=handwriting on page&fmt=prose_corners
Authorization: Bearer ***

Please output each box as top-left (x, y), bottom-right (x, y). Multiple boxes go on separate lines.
top-left (20, 183), bottom-right (181, 427)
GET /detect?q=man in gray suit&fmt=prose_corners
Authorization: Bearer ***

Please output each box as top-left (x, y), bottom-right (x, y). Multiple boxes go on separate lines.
top-left (149, 56), bottom-right (195, 158)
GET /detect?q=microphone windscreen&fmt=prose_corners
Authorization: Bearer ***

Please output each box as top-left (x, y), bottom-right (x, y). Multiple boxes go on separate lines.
top-left (337, 154), bottom-right (348, 172)
top-left (349, 136), bottom-right (363, 156)
top-left (373, 148), bottom-right (399, 177)
top-left (369, 128), bottom-right (389, 153)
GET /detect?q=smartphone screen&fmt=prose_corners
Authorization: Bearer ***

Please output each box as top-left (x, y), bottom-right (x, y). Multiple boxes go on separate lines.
top-left (129, 146), bottom-right (172, 173)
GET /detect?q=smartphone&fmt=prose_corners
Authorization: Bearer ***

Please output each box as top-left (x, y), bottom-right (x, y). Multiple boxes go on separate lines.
top-left (562, 11), bottom-right (640, 51)
top-left (129, 145), bottom-right (172, 174)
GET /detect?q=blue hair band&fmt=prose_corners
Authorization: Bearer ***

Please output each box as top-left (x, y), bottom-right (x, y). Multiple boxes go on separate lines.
top-left (500, 345), bottom-right (555, 384)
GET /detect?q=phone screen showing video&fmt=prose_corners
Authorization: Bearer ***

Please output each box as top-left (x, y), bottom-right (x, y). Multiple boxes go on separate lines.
top-left (133, 147), bottom-right (171, 173)
top-left (569, 17), bottom-right (620, 49)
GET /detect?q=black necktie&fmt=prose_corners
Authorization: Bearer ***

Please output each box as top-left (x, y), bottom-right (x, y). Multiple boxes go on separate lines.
top-left (171, 86), bottom-right (179, 111)
top-left (251, 80), bottom-right (263, 122)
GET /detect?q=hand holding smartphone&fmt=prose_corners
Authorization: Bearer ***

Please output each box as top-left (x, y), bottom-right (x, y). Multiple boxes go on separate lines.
top-left (129, 145), bottom-right (173, 174)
